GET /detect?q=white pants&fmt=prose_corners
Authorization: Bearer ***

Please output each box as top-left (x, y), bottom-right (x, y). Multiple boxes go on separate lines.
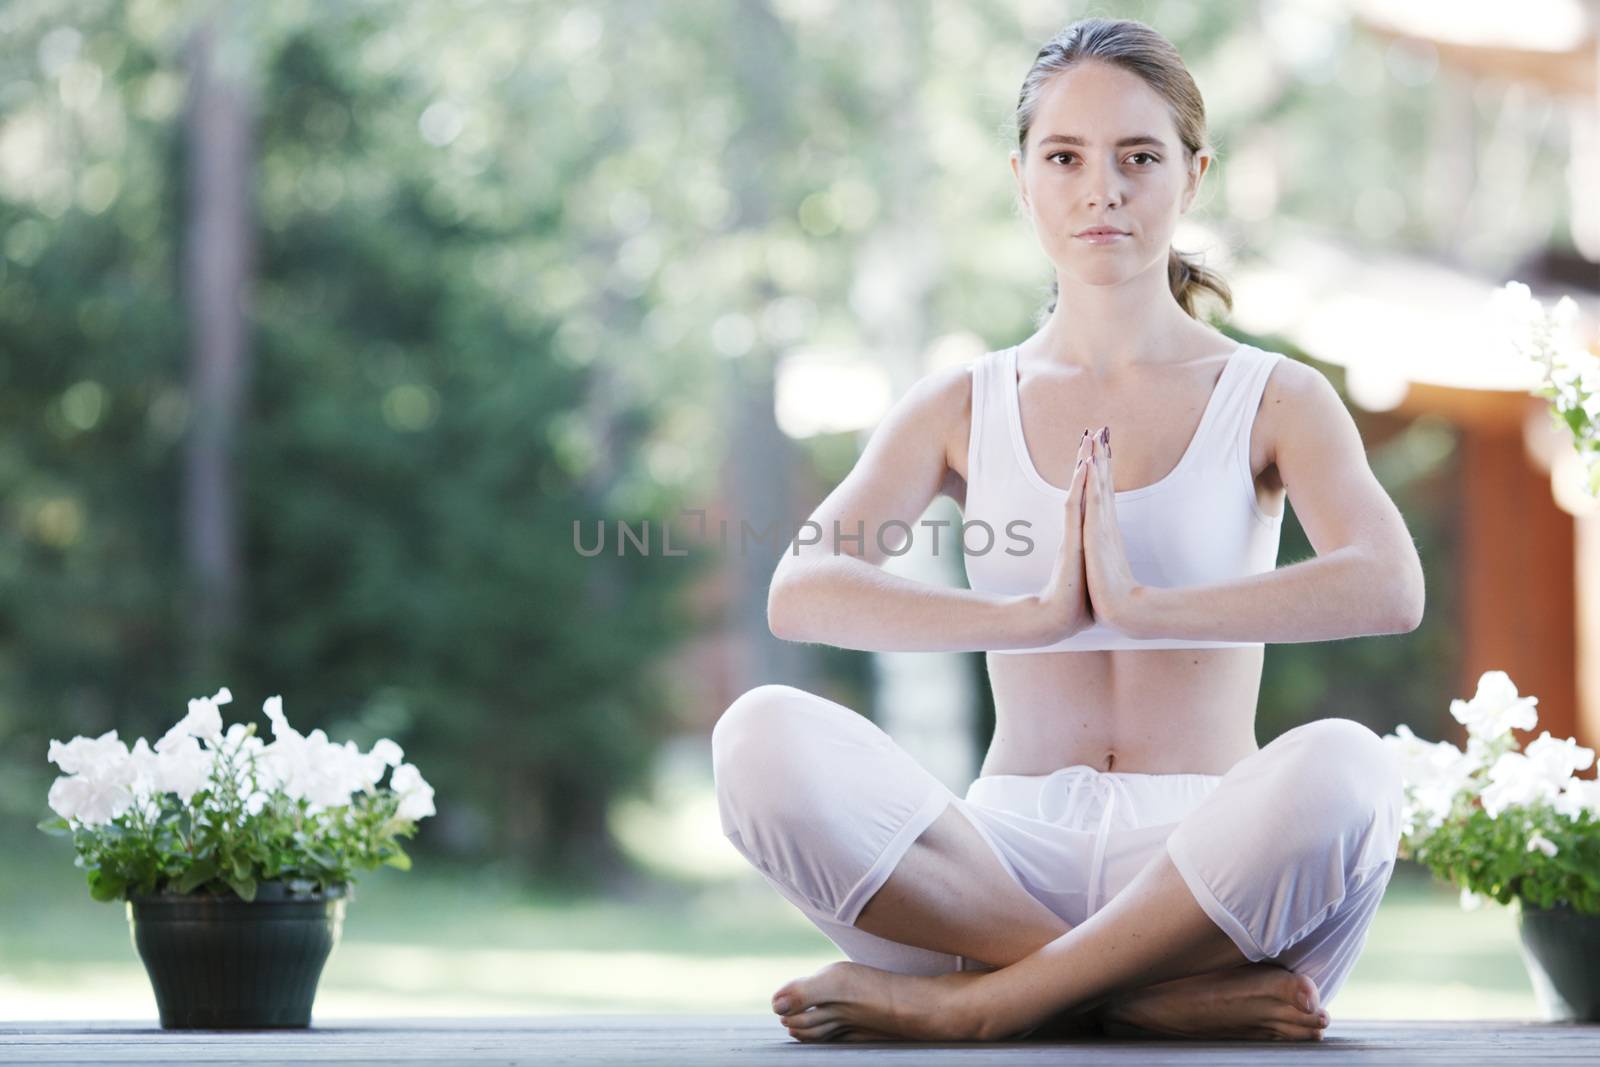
top-left (712, 683), bottom-right (1405, 1009)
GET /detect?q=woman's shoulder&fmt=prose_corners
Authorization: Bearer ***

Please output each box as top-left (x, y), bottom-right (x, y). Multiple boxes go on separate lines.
top-left (880, 349), bottom-right (1012, 486)
top-left (894, 347), bottom-right (1009, 419)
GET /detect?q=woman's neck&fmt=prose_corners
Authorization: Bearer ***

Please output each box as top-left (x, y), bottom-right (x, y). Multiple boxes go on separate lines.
top-left (1033, 264), bottom-right (1204, 374)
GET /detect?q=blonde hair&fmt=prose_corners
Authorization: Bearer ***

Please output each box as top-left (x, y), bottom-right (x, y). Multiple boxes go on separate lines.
top-left (1014, 16), bottom-right (1232, 321)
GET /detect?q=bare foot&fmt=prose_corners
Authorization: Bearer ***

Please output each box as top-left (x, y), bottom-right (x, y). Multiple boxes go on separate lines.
top-left (771, 961), bottom-right (983, 1043)
top-left (1097, 962), bottom-right (1329, 1041)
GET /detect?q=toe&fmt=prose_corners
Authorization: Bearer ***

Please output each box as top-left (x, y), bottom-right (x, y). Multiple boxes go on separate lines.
top-left (838, 1027), bottom-right (897, 1043)
top-left (1266, 1019), bottom-right (1324, 1041)
top-left (789, 1019), bottom-right (847, 1042)
top-left (1272, 999), bottom-right (1326, 1029)
top-left (771, 980), bottom-right (808, 1014)
top-left (781, 1006), bottom-right (834, 1030)
top-left (1290, 972), bottom-right (1320, 1013)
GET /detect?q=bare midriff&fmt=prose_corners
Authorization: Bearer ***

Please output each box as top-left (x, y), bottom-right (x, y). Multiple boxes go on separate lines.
top-left (977, 646), bottom-right (1264, 777)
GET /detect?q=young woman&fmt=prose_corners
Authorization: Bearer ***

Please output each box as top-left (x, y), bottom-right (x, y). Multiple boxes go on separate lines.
top-left (712, 17), bottom-right (1425, 1044)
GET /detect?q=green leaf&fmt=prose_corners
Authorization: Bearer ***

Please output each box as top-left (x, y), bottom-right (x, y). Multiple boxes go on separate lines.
top-left (36, 815), bottom-right (72, 837)
top-left (88, 868), bottom-right (127, 903)
top-left (381, 845), bottom-right (411, 871)
top-left (175, 857), bottom-right (220, 894)
top-left (226, 875), bottom-right (257, 902)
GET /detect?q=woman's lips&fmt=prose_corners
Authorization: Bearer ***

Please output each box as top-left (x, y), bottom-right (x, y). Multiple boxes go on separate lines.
top-left (1075, 230), bottom-right (1129, 245)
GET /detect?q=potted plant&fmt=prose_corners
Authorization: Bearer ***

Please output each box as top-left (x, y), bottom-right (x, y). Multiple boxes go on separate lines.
top-left (37, 687), bottom-right (436, 1029)
top-left (1382, 670), bottom-right (1600, 1021)
top-left (1491, 279), bottom-right (1599, 499)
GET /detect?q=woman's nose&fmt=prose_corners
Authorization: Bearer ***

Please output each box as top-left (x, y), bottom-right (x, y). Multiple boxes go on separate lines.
top-left (1084, 160), bottom-right (1123, 207)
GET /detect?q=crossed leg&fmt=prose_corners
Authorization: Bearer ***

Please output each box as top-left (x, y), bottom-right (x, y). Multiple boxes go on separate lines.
top-left (713, 687), bottom-right (1390, 1044)
top-left (804, 801), bottom-right (1328, 1043)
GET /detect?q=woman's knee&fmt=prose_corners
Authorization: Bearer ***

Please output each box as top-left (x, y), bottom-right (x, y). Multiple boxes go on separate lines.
top-left (1275, 717), bottom-right (1404, 824)
top-left (711, 683), bottom-right (839, 826)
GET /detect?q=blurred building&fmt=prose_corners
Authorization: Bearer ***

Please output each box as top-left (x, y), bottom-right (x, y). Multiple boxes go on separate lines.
top-left (1229, 0), bottom-right (1600, 748)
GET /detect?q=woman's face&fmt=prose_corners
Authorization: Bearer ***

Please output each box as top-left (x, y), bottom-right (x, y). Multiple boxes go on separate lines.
top-left (1010, 60), bottom-right (1209, 289)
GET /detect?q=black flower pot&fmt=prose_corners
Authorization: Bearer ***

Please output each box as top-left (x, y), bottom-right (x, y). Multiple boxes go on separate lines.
top-left (1517, 899), bottom-right (1600, 1022)
top-left (126, 879), bottom-right (350, 1029)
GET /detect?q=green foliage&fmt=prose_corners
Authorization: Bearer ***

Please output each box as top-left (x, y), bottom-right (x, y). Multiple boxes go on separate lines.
top-left (0, 6), bottom-right (704, 882)
top-left (37, 725), bottom-right (417, 903)
top-left (1397, 720), bottom-right (1600, 915)
top-left (1406, 804), bottom-right (1600, 915)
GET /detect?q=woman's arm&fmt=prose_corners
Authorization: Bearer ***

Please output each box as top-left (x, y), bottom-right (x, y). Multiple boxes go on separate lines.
top-left (771, 555), bottom-right (1051, 652)
top-left (767, 362), bottom-right (1083, 653)
top-left (1113, 359), bottom-right (1425, 643)
top-left (1120, 547), bottom-right (1419, 643)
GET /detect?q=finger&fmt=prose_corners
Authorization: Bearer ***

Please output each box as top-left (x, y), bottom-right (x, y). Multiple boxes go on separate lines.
top-left (1094, 434), bottom-right (1112, 501)
top-left (1069, 430), bottom-right (1093, 495)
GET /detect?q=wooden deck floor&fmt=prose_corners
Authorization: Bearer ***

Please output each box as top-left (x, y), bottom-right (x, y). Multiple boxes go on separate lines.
top-left (3, 1016), bottom-right (1597, 1065)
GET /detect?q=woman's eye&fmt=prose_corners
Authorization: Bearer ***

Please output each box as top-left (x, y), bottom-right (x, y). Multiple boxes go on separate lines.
top-left (1049, 151), bottom-right (1159, 166)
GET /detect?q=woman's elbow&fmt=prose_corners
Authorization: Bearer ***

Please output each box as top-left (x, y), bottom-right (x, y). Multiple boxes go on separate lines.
top-left (767, 572), bottom-right (806, 641)
top-left (1390, 566), bottom-right (1425, 633)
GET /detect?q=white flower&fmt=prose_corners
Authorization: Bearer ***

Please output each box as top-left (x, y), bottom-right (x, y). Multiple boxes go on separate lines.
top-left (370, 738), bottom-right (404, 767)
top-left (178, 687), bottom-right (232, 746)
top-left (47, 729), bottom-right (134, 781)
top-left (1552, 295), bottom-right (1580, 334)
top-left (262, 695), bottom-right (297, 741)
top-left (1490, 281), bottom-right (1542, 347)
top-left (1526, 832), bottom-right (1559, 858)
top-left (45, 685), bottom-right (437, 845)
top-left (256, 695), bottom-right (325, 802)
top-left (265, 729), bottom-right (373, 813)
top-left (1460, 887), bottom-right (1485, 911)
top-left (47, 773), bottom-right (134, 826)
top-left (1555, 777), bottom-right (1600, 820)
top-left (1524, 731), bottom-right (1596, 782)
top-left (1383, 724), bottom-right (1477, 831)
top-left (1449, 671), bottom-right (1538, 742)
top-left (127, 738), bottom-right (163, 801)
top-left (45, 729), bottom-right (140, 827)
top-left (153, 733), bottom-right (214, 804)
top-left (1481, 751), bottom-right (1562, 818)
top-left (241, 789), bottom-right (272, 817)
top-left (390, 762), bottom-right (436, 822)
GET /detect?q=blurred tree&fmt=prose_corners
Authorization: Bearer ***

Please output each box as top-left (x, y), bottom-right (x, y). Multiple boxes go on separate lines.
top-left (0, 0), bottom-right (1499, 880)
top-left (0, 2), bottom-right (704, 888)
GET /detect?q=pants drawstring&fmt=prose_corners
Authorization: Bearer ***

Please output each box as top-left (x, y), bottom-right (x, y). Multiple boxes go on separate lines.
top-left (1039, 767), bottom-right (1133, 920)
top-left (1087, 774), bottom-right (1136, 918)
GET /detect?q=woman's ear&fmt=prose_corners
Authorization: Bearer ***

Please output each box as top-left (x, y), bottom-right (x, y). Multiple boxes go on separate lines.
top-left (1009, 150), bottom-right (1030, 215)
top-left (1179, 151), bottom-right (1211, 214)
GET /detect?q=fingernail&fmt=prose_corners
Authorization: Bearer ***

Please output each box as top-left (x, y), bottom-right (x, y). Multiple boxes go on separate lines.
top-left (1099, 426), bottom-right (1109, 446)
top-left (1302, 997), bottom-right (1313, 1012)
top-left (773, 997), bottom-right (792, 1014)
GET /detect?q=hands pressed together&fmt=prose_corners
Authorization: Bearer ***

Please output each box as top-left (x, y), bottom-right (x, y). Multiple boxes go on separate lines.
top-left (1033, 425), bottom-right (1145, 643)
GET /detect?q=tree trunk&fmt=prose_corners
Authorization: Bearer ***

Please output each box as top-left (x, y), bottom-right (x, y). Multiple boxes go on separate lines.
top-left (181, 9), bottom-right (254, 682)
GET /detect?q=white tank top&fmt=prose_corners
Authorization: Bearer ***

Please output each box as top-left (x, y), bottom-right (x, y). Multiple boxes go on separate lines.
top-left (962, 342), bottom-right (1285, 653)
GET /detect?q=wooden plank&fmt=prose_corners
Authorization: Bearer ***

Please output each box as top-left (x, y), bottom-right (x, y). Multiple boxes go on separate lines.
top-left (2, 1017), bottom-right (1597, 1064)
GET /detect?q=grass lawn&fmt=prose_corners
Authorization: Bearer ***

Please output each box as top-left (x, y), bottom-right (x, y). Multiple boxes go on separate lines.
top-left (0, 814), bottom-right (1541, 1024)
